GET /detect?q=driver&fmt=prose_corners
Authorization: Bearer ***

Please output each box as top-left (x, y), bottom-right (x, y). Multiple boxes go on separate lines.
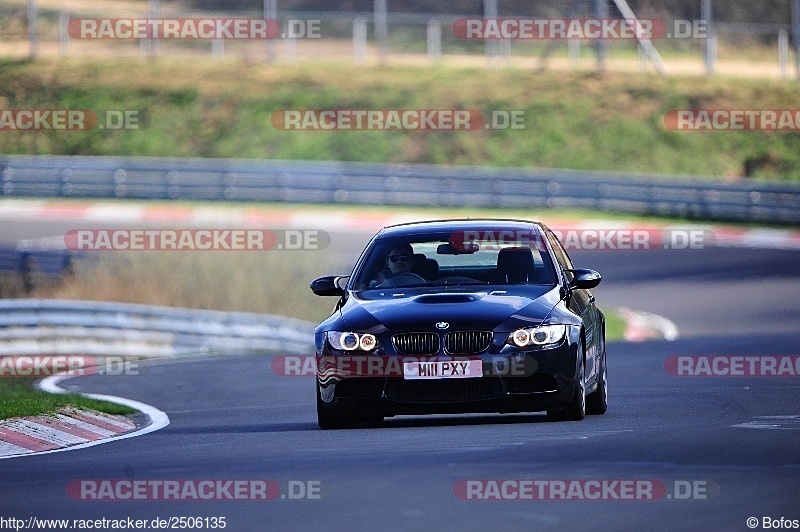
top-left (371, 243), bottom-right (415, 288)
top-left (386, 243), bottom-right (414, 275)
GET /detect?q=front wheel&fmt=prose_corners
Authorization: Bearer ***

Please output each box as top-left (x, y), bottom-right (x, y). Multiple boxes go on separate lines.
top-left (586, 348), bottom-right (608, 415)
top-left (547, 345), bottom-right (586, 422)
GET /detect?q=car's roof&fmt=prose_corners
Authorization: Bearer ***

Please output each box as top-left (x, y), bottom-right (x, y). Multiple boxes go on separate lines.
top-left (377, 219), bottom-right (545, 238)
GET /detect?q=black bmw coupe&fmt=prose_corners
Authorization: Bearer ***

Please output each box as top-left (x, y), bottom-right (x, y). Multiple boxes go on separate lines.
top-left (310, 219), bottom-right (607, 429)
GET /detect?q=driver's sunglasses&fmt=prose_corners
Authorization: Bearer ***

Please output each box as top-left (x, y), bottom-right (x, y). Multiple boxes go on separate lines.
top-left (388, 254), bottom-right (410, 263)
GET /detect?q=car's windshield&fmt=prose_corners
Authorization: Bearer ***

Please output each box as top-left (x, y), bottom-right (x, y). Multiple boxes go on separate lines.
top-left (351, 229), bottom-right (558, 290)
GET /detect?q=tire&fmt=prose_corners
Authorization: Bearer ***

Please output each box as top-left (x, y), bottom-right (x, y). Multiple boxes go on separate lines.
top-left (586, 342), bottom-right (608, 415)
top-left (547, 343), bottom-right (586, 422)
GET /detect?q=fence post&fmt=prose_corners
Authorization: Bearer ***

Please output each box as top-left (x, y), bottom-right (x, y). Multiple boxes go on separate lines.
top-left (59, 12), bottom-right (69, 56)
top-left (27, 0), bottom-right (39, 58)
top-left (374, 0), bottom-right (388, 64)
top-left (594, 0), bottom-right (608, 72)
top-left (701, 0), bottom-right (715, 75)
top-left (140, 0), bottom-right (161, 57)
top-left (498, 38), bottom-right (510, 67)
top-left (779, 29), bottom-right (789, 79)
top-left (638, 42), bottom-right (648, 71)
top-left (151, 0), bottom-right (161, 56)
top-left (568, 39), bottom-right (580, 66)
top-left (706, 32), bottom-right (717, 75)
top-left (264, 0), bottom-right (277, 62)
top-left (793, 0), bottom-right (800, 80)
top-left (283, 20), bottom-right (297, 61)
top-left (427, 19), bottom-right (441, 62)
top-left (353, 17), bottom-right (367, 62)
top-left (211, 39), bottom-right (224, 59)
top-left (483, 0), bottom-right (498, 68)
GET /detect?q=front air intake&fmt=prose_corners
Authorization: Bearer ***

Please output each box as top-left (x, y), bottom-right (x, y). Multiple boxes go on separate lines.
top-left (392, 332), bottom-right (440, 355)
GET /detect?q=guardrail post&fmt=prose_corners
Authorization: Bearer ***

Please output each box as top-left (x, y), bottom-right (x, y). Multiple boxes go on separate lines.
top-left (114, 169), bottom-right (127, 198)
top-left (21, 254), bottom-right (35, 295)
top-left (1, 166), bottom-right (12, 196)
top-left (60, 168), bottom-right (73, 196)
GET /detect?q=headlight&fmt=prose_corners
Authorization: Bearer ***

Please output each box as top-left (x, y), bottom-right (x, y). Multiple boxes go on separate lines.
top-left (507, 324), bottom-right (566, 347)
top-left (327, 331), bottom-right (379, 352)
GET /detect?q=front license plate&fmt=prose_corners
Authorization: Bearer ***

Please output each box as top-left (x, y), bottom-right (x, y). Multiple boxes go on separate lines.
top-left (403, 360), bottom-right (483, 380)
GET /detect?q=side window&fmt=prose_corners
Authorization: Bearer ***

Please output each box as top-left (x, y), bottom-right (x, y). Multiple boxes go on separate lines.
top-left (545, 228), bottom-right (574, 280)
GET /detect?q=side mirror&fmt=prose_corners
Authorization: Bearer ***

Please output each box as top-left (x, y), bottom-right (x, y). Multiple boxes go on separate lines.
top-left (310, 275), bottom-right (348, 297)
top-left (566, 268), bottom-right (601, 289)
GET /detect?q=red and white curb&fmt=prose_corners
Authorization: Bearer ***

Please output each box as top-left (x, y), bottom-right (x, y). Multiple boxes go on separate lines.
top-left (3, 199), bottom-right (800, 250)
top-left (618, 307), bottom-right (679, 343)
top-left (0, 375), bottom-right (169, 459)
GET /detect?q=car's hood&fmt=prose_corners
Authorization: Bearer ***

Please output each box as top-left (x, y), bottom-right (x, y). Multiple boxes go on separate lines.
top-left (334, 286), bottom-right (566, 333)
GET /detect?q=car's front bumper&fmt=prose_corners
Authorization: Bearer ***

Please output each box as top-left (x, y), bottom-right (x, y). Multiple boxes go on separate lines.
top-left (316, 335), bottom-right (581, 417)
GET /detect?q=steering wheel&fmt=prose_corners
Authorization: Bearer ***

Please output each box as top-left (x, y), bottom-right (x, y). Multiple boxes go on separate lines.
top-left (377, 272), bottom-right (427, 288)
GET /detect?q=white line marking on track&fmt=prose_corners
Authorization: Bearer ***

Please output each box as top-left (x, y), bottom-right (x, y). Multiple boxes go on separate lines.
top-left (0, 375), bottom-right (170, 460)
top-left (732, 415), bottom-right (800, 430)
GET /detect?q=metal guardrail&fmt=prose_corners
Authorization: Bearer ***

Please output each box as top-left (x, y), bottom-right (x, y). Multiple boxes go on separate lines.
top-left (1, 155), bottom-right (799, 225)
top-left (0, 247), bottom-right (74, 276)
top-left (0, 299), bottom-right (315, 357)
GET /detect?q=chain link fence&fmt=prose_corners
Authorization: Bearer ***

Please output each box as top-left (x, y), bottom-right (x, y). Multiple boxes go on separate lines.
top-left (2, 0), bottom-right (799, 78)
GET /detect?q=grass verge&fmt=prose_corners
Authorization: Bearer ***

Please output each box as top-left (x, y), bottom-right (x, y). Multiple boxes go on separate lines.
top-left (1, 57), bottom-right (799, 180)
top-left (0, 378), bottom-right (135, 419)
top-left (603, 309), bottom-right (628, 344)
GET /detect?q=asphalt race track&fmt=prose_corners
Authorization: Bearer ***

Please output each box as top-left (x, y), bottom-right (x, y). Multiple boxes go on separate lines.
top-left (1, 231), bottom-right (799, 531)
